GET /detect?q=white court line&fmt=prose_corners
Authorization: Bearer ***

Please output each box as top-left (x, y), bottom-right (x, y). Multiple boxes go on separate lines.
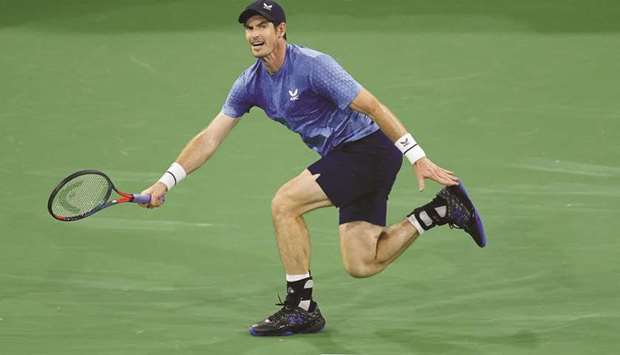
top-left (26, 169), bottom-right (159, 182)
top-left (384, 72), bottom-right (485, 90)
top-left (511, 158), bottom-right (620, 177)
top-left (129, 54), bottom-right (157, 73)
top-left (76, 218), bottom-right (215, 231)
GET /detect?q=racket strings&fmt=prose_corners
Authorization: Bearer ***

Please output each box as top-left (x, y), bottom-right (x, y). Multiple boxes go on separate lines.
top-left (51, 174), bottom-right (111, 217)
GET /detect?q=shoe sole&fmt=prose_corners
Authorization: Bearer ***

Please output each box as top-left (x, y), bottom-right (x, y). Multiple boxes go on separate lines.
top-left (450, 183), bottom-right (487, 248)
top-left (248, 319), bottom-right (325, 337)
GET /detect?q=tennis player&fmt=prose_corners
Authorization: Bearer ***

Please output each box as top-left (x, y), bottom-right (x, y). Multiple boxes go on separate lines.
top-left (141, 0), bottom-right (487, 336)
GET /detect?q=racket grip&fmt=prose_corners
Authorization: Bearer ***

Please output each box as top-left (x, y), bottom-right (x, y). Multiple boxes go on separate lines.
top-left (132, 194), bottom-right (152, 204)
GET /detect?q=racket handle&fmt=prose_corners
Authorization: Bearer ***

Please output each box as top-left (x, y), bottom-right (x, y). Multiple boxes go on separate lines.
top-left (132, 194), bottom-right (152, 204)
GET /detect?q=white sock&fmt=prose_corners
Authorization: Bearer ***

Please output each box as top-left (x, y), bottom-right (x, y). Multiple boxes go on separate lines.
top-left (407, 215), bottom-right (425, 235)
top-left (286, 273), bottom-right (310, 282)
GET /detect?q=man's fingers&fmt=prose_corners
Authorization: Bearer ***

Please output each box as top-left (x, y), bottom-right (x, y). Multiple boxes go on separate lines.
top-left (417, 174), bottom-right (425, 191)
top-left (444, 176), bottom-right (459, 186)
top-left (141, 194), bottom-right (160, 209)
top-left (442, 169), bottom-right (457, 179)
top-left (150, 196), bottom-right (162, 208)
top-left (413, 160), bottom-right (459, 190)
top-left (431, 169), bottom-right (459, 186)
top-left (442, 176), bottom-right (459, 186)
top-left (443, 168), bottom-right (455, 175)
top-left (437, 171), bottom-right (458, 186)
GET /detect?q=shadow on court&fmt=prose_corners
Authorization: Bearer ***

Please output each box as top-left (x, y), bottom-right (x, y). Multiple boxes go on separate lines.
top-left (1, 0), bottom-right (620, 33)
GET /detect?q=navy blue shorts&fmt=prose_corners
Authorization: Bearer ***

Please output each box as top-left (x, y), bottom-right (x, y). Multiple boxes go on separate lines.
top-left (308, 130), bottom-right (403, 226)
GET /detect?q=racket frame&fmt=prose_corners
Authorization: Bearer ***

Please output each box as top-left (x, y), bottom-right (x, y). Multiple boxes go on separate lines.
top-left (48, 169), bottom-right (146, 222)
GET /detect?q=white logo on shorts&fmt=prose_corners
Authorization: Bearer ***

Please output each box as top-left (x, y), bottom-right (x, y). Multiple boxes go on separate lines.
top-left (289, 89), bottom-right (299, 101)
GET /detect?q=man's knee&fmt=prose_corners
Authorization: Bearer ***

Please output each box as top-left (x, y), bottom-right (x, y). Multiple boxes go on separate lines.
top-left (342, 257), bottom-right (373, 278)
top-left (339, 222), bottom-right (384, 278)
top-left (271, 186), bottom-right (298, 219)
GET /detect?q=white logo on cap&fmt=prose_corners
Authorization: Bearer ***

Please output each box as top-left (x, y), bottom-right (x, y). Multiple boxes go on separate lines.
top-left (263, 2), bottom-right (273, 11)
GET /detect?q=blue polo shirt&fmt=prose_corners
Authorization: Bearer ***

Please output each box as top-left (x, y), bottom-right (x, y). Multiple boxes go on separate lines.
top-left (221, 44), bottom-right (379, 156)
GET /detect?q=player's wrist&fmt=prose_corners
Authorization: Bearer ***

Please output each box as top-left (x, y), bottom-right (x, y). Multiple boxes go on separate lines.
top-left (413, 156), bottom-right (429, 166)
top-left (155, 181), bottom-right (169, 192)
top-left (395, 133), bottom-right (426, 164)
top-left (158, 162), bottom-right (187, 190)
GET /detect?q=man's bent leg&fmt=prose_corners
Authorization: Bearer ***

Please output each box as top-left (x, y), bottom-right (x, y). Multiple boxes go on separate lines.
top-left (339, 219), bottom-right (419, 278)
top-left (338, 182), bottom-right (489, 279)
top-left (271, 169), bottom-right (332, 274)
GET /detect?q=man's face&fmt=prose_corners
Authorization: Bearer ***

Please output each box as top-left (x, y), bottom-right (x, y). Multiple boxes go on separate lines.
top-left (244, 15), bottom-right (280, 58)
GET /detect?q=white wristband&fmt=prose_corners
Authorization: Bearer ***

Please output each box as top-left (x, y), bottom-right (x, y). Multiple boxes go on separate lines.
top-left (395, 133), bottom-right (426, 164)
top-left (158, 162), bottom-right (187, 190)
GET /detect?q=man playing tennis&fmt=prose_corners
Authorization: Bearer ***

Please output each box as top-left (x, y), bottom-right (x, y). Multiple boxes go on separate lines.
top-left (141, 0), bottom-right (487, 336)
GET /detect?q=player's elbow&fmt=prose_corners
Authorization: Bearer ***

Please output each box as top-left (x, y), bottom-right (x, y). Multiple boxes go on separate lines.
top-left (369, 100), bottom-right (385, 119)
top-left (363, 97), bottom-right (384, 120)
top-left (351, 89), bottom-right (382, 118)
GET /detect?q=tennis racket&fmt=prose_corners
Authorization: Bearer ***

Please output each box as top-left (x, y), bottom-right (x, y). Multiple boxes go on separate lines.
top-left (48, 170), bottom-right (152, 222)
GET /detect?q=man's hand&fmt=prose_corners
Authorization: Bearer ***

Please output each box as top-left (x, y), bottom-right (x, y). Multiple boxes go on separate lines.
top-left (139, 182), bottom-right (168, 208)
top-left (413, 157), bottom-right (459, 191)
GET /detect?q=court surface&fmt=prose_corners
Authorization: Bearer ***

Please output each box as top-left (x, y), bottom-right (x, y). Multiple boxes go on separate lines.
top-left (1, 1), bottom-right (619, 354)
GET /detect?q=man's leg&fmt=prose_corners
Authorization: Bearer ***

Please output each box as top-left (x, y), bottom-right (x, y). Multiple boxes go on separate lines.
top-left (271, 169), bottom-right (332, 274)
top-left (339, 183), bottom-right (488, 278)
top-left (339, 220), bottom-right (419, 278)
top-left (250, 169), bottom-right (332, 336)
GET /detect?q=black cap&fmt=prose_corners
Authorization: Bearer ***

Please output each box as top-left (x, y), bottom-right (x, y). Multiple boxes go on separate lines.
top-left (238, 0), bottom-right (286, 25)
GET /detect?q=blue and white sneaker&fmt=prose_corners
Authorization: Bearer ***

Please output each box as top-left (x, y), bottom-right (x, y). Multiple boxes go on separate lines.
top-left (438, 183), bottom-right (487, 247)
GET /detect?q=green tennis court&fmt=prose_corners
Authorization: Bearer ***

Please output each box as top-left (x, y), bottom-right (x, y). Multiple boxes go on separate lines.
top-left (1, 1), bottom-right (619, 354)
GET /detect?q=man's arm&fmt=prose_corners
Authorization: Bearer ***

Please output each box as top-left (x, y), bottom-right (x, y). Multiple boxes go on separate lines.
top-left (350, 89), bottom-right (409, 143)
top-left (175, 112), bottom-right (239, 174)
top-left (141, 112), bottom-right (239, 207)
top-left (350, 88), bottom-right (458, 191)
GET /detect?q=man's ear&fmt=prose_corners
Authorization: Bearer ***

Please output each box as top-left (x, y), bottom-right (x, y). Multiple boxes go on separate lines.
top-left (277, 22), bottom-right (287, 38)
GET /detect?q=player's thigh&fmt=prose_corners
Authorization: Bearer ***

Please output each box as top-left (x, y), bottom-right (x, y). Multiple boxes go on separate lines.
top-left (339, 221), bottom-right (384, 265)
top-left (272, 169), bottom-right (333, 216)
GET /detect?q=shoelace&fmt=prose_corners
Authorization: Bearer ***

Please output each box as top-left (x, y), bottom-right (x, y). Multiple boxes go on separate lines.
top-left (448, 201), bottom-right (473, 230)
top-left (275, 294), bottom-right (292, 307)
top-left (440, 192), bottom-right (473, 230)
top-left (269, 294), bottom-right (295, 322)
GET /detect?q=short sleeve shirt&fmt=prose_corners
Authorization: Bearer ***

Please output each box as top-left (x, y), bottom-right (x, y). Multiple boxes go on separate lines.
top-left (222, 44), bottom-right (379, 156)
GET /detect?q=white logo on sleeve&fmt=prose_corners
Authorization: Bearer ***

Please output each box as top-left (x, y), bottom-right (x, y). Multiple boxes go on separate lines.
top-left (263, 3), bottom-right (273, 10)
top-left (289, 89), bottom-right (299, 101)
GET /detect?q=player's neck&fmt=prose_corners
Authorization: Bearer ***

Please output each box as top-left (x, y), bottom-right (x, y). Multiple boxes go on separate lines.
top-left (261, 40), bottom-right (287, 74)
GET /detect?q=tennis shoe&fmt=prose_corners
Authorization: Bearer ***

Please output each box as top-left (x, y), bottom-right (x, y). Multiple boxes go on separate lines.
top-left (249, 298), bottom-right (325, 336)
top-left (438, 183), bottom-right (487, 247)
